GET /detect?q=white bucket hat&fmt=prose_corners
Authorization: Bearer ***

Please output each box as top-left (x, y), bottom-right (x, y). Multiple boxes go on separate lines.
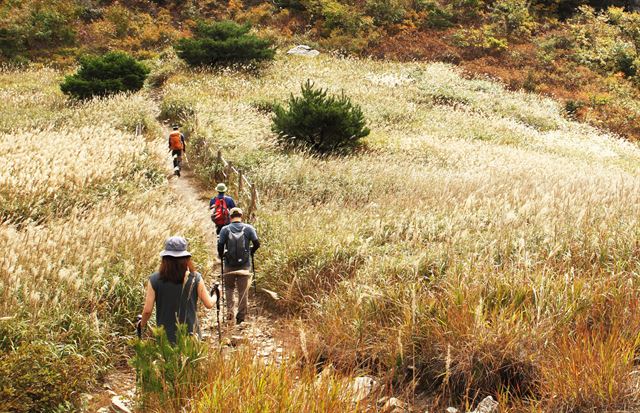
top-left (160, 236), bottom-right (191, 258)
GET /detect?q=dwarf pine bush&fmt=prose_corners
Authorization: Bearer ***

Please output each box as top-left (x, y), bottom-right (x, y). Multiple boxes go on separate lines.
top-left (60, 51), bottom-right (149, 100)
top-left (174, 20), bottom-right (275, 67)
top-left (272, 80), bottom-right (370, 154)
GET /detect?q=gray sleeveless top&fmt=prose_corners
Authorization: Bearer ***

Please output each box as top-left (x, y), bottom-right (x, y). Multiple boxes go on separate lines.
top-left (149, 271), bottom-right (201, 343)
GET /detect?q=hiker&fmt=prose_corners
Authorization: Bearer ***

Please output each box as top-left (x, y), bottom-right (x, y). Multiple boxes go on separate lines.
top-left (168, 125), bottom-right (186, 177)
top-left (137, 236), bottom-right (217, 343)
top-left (210, 183), bottom-right (237, 235)
top-left (217, 207), bottom-right (260, 325)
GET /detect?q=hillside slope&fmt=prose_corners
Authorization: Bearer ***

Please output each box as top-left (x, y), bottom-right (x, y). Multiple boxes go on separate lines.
top-left (166, 53), bottom-right (640, 411)
top-left (3, 49), bottom-right (640, 411)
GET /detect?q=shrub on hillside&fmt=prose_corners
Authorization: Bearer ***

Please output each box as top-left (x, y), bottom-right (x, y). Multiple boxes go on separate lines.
top-left (174, 20), bottom-right (275, 67)
top-left (490, 0), bottom-right (537, 38)
top-left (272, 80), bottom-right (370, 154)
top-left (60, 51), bottom-right (150, 100)
top-left (0, 343), bottom-right (92, 413)
top-left (365, 0), bottom-right (407, 26)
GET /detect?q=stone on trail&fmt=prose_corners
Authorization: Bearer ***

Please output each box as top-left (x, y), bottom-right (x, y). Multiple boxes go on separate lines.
top-left (287, 45), bottom-right (320, 57)
top-left (446, 408), bottom-right (459, 413)
top-left (111, 395), bottom-right (133, 413)
top-left (468, 396), bottom-right (498, 413)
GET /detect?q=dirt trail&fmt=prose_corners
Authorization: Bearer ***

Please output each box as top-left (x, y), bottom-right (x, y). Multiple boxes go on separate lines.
top-left (88, 159), bottom-right (285, 412)
top-left (172, 163), bottom-right (284, 361)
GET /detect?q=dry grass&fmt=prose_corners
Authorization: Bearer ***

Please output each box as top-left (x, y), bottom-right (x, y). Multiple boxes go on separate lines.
top-left (167, 54), bottom-right (640, 411)
top-left (0, 68), bottom-right (210, 411)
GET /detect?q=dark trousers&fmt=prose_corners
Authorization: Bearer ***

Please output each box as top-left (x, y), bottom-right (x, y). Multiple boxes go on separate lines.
top-left (172, 150), bottom-right (183, 168)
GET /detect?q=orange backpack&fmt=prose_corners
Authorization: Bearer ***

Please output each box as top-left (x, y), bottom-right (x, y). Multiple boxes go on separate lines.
top-left (169, 131), bottom-right (183, 150)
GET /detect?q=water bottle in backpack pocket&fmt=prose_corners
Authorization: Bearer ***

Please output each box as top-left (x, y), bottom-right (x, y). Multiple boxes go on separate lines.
top-left (226, 226), bottom-right (250, 267)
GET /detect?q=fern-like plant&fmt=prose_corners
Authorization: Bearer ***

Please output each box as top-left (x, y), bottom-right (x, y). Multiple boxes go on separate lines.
top-left (130, 325), bottom-right (208, 410)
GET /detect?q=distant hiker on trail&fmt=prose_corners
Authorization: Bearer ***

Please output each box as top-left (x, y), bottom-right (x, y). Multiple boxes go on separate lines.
top-left (138, 236), bottom-right (217, 343)
top-left (168, 125), bottom-right (185, 177)
top-left (218, 207), bottom-right (260, 325)
top-left (210, 183), bottom-right (236, 235)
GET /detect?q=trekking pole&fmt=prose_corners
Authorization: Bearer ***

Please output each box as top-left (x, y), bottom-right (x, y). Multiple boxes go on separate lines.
top-left (211, 282), bottom-right (221, 342)
top-left (220, 257), bottom-right (225, 319)
top-left (251, 253), bottom-right (257, 297)
top-left (251, 253), bottom-right (257, 322)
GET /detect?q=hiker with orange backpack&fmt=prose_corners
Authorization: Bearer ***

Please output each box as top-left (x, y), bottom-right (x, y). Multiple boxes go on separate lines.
top-left (210, 183), bottom-right (236, 235)
top-left (168, 125), bottom-right (186, 177)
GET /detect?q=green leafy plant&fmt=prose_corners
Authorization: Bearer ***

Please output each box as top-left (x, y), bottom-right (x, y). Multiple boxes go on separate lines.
top-left (60, 51), bottom-right (150, 100)
top-left (131, 325), bottom-right (208, 410)
top-left (272, 80), bottom-right (370, 154)
top-left (174, 20), bottom-right (275, 67)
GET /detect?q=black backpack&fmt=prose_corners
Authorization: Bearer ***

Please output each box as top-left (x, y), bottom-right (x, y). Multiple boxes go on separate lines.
top-left (226, 225), bottom-right (250, 267)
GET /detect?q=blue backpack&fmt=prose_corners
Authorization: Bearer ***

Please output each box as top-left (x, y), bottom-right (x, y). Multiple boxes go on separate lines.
top-left (226, 225), bottom-right (250, 267)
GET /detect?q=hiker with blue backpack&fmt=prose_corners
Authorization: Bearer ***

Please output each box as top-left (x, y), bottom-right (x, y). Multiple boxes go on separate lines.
top-left (210, 183), bottom-right (236, 235)
top-left (217, 207), bottom-right (260, 325)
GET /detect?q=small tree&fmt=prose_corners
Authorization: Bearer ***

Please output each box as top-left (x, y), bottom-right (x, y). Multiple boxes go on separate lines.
top-left (272, 81), bottom-right (370, 154)
top-left (60, 51), bottom-right (149, 100)
top-left (174, 20), bottom-right (275, 67)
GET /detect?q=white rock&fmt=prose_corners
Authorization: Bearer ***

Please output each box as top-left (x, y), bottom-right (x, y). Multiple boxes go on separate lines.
top-left (111, 395), bottom-right (133, 413)
top-left (287, 45), bottom-right (320, 57)
top-left (350, 376), bottom-right (379, 403)
top-left (97, 408), bottom-right (110, 413)
top-left (382, 397), bottom-right (409, 413)
top-left (468, 396), bottom-right (499, 413)
top-left (446, 408), bottom-right (459, 413)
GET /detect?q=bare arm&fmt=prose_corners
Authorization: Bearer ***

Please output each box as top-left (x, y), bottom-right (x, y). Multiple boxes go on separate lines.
top-left (140, 281), bottom-right (155, 329)
top-left (198, 280), bottom-right (216, 309)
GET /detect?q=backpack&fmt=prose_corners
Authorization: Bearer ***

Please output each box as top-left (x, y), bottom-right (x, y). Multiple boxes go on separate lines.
top-left (226, 225), bottom-right (250, 267)
top-left (169, 132), bottom-right (183, 150)
top-left (211, 197), bottom-right (230, 226)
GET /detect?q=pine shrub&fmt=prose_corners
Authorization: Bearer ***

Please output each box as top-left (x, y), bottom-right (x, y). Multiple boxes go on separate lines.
top-left (272, 80), bottom-right (370, 154)
top-left (60, 51), bottom-right (150, 100)
top-left (174, 20), bottom-right (275, 67)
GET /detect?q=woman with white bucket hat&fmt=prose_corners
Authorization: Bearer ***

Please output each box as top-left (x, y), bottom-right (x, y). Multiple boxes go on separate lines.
top-left (137, 236), bottom-right (217, 343)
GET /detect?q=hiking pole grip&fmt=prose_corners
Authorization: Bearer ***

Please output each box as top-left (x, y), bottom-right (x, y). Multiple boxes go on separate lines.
top-left (212, 282), bottom-right (221, 310)
top-left (135, 314), bottom-right (142, 339)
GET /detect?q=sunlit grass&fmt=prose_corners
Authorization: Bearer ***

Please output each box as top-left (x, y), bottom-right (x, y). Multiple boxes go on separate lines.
top-left (173, 53), bottom-right (640, 411)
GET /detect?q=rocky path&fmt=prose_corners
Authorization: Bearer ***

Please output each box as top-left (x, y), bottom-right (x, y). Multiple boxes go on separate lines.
top-left (171, 164), bottom-right (286, 364)
top-left (88, 158), bottom-right (286, 412)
